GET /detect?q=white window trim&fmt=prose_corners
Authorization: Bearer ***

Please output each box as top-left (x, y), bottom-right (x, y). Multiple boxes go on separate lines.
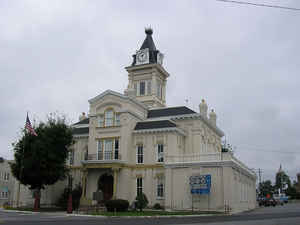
top-left (157, 144), bottom-right (164, 163)
top-left (156, 176), bottom-right (165, 199)
top-left (136, 177), bottom-right (143, 196)
top-left (136, 144), bottom-right (144, 164)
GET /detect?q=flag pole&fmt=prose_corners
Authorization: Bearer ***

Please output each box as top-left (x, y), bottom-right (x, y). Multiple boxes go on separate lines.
top-left (16, 112), bottom-right (28, 208)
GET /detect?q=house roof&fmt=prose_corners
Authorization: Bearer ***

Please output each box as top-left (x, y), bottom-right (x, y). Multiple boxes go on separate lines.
top-left (73, 118), bottom-right (89, 126)
top-left (134, 120), bottom-right (176, 130)
top-left (72, 127), bottom-right (89, 135)
top-left (147, 106), bottom-right (196, 118)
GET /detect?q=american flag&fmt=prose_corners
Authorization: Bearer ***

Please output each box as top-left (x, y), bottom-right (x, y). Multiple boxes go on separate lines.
top-left (25, 114), bottom-right (38, 136)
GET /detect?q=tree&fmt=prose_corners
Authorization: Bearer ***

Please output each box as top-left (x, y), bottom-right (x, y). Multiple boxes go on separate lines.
top-left (275, 171), bottom-right (291, 193)
top-left (259, 180), bottom-right (274, 197)
top-left (10, 114), bottom-right (73, 208)
top-left (135, 193), bottom-right (148, 212)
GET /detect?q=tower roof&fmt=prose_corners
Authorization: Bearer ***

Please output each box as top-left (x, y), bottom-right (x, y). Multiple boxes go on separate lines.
top-left (140, 28), bottom-right (157, 51)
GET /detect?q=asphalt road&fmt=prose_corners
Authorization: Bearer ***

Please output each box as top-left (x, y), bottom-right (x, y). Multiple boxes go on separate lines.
top-left (1, 203), bottom-right (300, 225)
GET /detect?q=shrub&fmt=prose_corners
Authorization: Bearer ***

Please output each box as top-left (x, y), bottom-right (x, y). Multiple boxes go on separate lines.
top-left (56, 184), bottom-right (82, 210)
top-left (153, 203), bottom-right (163, 210)
top-left (135, 193), bottom-right (148, 212)
top-left (105, 199), bottom-right (129, 212)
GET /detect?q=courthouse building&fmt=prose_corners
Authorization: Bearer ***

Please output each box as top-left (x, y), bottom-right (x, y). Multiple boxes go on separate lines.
top-left (67, 28), bottom-right (257, 212)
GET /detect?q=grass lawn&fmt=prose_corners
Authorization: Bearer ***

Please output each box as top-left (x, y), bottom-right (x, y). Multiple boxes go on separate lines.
top-left (91, 210), bottom-right (224, 217)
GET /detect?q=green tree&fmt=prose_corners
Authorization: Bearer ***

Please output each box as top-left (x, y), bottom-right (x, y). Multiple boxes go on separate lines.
top-left (259, 180), bottom-right (274, 197)
top-left (135, 193), bottom-right (148, 212)
top-left (275, 171), bottom-right (291, 193)
top-left (10, 114), bottom-right (73, 208)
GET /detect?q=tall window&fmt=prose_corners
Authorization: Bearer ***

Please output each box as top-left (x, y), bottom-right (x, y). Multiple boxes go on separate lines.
top-left (104, 139), bottom-right (113, 160)
top-left (137, 144), bottom-right (143, 164)
top-left (98, 110), bottom-right (120, 127)
top-left (114, 139), bottom-right (119, 160)
top-left (98, 115), bottom-right (104, 127)
top-left (105, 110), bottom-right (114, 127)
top-left (140, 81), bottom-right (145, 96)
top-left (137, 177), bottom-right (143, 196)
top-left (157, 80), bottom-right (162, 99)
top-left (157, 176), bottom-right (164, 198)
top-left (98, 139), bottom-right (119, 160)
top-left (147, 80), bottom-right (152, 95)
top-left (98, 140), bottom-right (103, 160)
top-left (157, 144), bottom-right (164, 162)
top-left (69, 150), bottom-right (74, 165)
top-left (115, 113), bottom-right (120, 126)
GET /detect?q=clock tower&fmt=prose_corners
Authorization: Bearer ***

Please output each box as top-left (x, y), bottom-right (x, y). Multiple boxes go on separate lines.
top-left (125, 28), bottom-right (169, 108)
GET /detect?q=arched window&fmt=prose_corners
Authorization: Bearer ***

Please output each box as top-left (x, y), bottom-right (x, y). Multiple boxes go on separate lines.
top-left (105, 109), bottom-right (114, 127)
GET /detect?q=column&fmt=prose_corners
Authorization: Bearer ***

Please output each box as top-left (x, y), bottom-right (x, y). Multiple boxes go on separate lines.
top-left (80, 168), bottom-right (88, 200)
top-left (112, 168), bottom-right (119, 199)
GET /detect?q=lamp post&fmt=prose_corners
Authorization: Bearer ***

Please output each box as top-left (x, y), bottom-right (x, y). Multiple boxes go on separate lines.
top-left (67, 175), bottom-right (73, 214)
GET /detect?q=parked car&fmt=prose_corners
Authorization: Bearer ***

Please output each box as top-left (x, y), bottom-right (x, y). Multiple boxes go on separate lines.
top-left (258, 197), bottom-right (277, 207)
top-left (264, 198), bottom-right (277, 207)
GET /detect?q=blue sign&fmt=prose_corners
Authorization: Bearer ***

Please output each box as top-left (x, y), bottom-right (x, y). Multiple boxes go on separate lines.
top-left (189, 175), bottom-right (211, 195)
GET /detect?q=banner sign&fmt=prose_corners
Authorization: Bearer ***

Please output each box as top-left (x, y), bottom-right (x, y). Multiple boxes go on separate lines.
top-left (189, 175), bottom-right (211, 194)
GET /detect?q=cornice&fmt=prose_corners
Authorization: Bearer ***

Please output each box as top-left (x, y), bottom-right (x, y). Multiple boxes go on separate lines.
top-left (132, 127), bottom-right (186, 136)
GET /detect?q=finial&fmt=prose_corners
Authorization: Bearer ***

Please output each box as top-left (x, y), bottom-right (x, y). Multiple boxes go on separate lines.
top-left (145, 27), bottom-right (153, 35)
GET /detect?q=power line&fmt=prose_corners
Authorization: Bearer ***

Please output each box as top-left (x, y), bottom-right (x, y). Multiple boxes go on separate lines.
top-left (216, 0), bottom-right (300, 11)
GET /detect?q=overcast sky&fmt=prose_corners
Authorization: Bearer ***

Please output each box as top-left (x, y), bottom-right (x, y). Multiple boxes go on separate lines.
top-left (1, 0), bottom-right (299, 183)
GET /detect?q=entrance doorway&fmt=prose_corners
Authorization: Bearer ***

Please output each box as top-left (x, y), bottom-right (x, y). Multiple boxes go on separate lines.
top-left (98, 174), bottom-right (113, 201)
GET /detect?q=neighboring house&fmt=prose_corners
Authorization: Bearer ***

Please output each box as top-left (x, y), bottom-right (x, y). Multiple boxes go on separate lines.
top-left (67, 28), bottom-right (256, 213)
top-left (0, 158), bottom-right (15, 206)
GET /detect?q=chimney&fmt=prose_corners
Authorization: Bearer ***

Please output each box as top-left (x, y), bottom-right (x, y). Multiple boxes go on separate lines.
top-left (209, 109), bottom-right (217, 126)
top-left (79, 112), bottom-right (86, 121)
top-left (199, 99), bottom-right (208, 118)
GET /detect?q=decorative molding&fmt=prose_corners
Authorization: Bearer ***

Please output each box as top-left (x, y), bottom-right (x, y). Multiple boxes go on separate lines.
top-left (88, 89), bottom-right (148, 110)
top-left (133, 127), bottom-right (186, 136)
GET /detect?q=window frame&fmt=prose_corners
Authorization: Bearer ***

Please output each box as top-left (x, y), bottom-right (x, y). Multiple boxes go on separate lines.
top-left (136, 144), bottom-right (144, 164)
top-left (157, 176), bottom-right (164, 199)
top-left (157, 144), bottom-right (164, 163)
top-left (137, 177), bottom-right (143, 196)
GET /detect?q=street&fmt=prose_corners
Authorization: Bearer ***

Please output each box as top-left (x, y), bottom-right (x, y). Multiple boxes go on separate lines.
top-left (0, 203), bottom-right (300, 225)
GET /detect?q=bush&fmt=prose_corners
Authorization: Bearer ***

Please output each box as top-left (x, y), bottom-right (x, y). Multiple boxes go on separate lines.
top-left (135, 193), bottom-right (148, 212)
top-left (153, 203), bottom-right (163, 210)
top-left (105, 199), bottom-right (129, 212)
top-left (56, 184), bottom-right (82, 210)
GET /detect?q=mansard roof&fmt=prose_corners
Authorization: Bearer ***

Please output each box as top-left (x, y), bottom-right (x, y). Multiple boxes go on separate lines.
top-left (73, 118), bottom-right (89, 125)
top-left (134, 120), bottom-right (176, 130)
top-left (72, 127), bottom-right (89, 135)
top-left (147, 106), bottom-right (196, 118)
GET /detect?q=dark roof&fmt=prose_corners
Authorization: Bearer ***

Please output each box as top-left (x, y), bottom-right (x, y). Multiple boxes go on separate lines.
top-left (134, 120), bottom-right (176, 130)
top-left (73, 118), bottom-right (89, 125)
top-left (72, 127), bottom-right (89, 135)
top-left (147, 106), bottom-right (196, 118)
top-left (140, 28), bottom-right (157, 51)
top-left (132, 28), bottom-right (160, 66)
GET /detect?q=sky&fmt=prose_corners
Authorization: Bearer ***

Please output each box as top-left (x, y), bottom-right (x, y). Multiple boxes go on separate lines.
top-left (1, 0), bottom-right (299, 183)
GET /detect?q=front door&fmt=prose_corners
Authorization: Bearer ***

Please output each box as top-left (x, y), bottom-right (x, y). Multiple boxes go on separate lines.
top-left (98, 174), bottom-right (113, 201)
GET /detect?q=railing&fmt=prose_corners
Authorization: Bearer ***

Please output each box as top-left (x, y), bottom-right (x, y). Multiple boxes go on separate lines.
top-left (84, 153), bottom-right (121, 161)
top-left (165, 153), bottom-right (222, 163)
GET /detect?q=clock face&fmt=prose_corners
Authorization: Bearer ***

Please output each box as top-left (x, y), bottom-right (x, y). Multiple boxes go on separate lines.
top-left (136, 49), bottom-right (149, 65)
top-left (138, 52), bottom-right (147, 62)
